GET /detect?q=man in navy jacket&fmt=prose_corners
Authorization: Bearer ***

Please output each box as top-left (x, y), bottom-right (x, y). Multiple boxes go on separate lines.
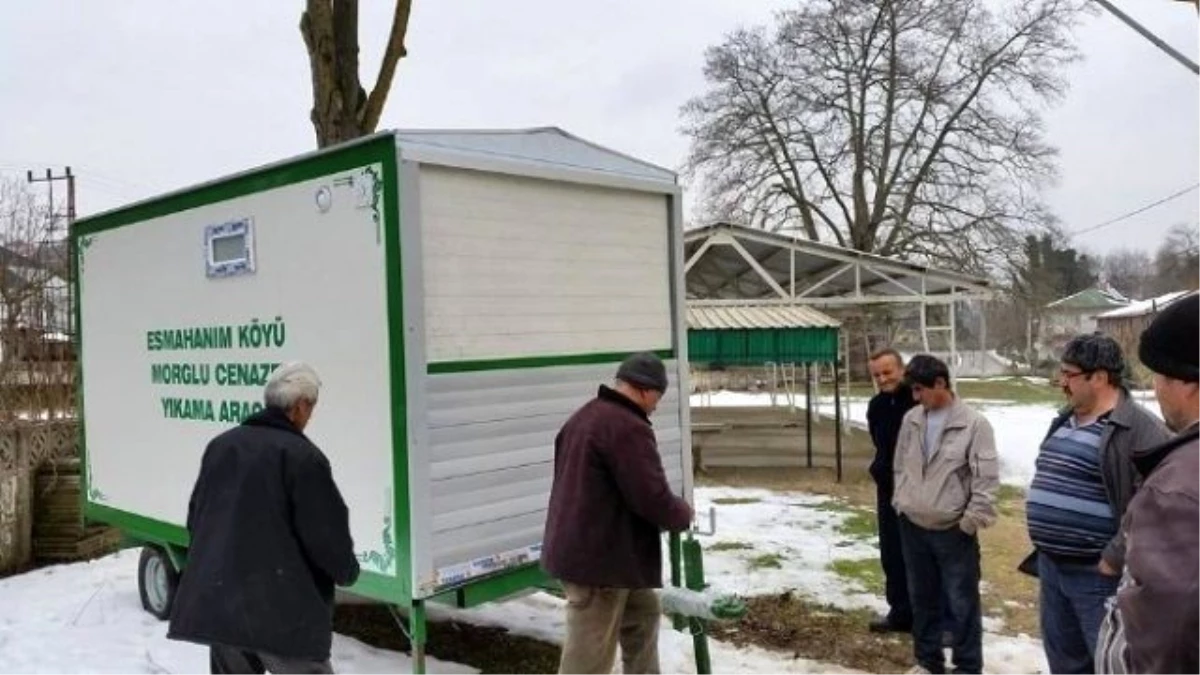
top-left (866, 348), bottom-right (917, 633)
top-left (168, 363), bottom-right (359, 674)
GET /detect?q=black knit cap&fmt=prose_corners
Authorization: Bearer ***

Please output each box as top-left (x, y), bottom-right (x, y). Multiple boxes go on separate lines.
top-left (1138, 292), bottom-right (1199, 383)
top-left (616, 352), bottom-right (668, 392)
top-left (1061, 333), bottom-right (1127, 383)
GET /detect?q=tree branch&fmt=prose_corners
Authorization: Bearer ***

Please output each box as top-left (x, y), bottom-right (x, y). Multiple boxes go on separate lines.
top-left (360, 0), bottom-right (413, 133)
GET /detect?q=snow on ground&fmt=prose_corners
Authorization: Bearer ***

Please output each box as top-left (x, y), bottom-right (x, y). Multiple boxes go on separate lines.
top-left (691, 487), bottom-right (1047, 674)
top-left (426, 589), bottom-right (854, 675)
top-left (0, 485), bottom-right (1050, 674)
top-left (428, 486), bottom-right (1047, 674)
top-left (690, 487), bottom-right (885, 611)
top-left (0, 549), bottom-right (473, 674)
top-left (690, 389), bottom-right (1162, 489)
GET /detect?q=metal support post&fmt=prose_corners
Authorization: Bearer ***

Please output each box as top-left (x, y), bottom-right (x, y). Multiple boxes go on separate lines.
top-left (411, 600), bottom-right (427, 674)
top-left (805, 362), bottom-right (813, 468)
top-left (683, 536), bottom-right (712, 675)
top-left (834, 357), bottom-right (843, 483)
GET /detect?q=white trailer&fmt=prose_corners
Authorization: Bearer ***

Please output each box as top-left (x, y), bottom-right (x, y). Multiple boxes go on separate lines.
top-left (72, 128), bottom-right (694, 670)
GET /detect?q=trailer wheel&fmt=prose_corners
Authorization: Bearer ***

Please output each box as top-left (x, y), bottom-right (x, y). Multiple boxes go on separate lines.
top-left (138, 545), bottom-right (180, 620)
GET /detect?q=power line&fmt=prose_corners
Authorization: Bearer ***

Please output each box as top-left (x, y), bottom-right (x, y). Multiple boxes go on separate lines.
top-left (1071, 183), bottom-right (1200, 237)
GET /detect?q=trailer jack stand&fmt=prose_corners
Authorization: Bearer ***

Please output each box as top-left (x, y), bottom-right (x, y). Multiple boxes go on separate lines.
top-left (388, 600), bottom-right (428, 674)
top-left (667, 531), bottom-right (746, 674)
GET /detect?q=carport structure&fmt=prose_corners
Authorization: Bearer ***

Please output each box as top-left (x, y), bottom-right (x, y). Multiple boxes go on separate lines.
top-left (684, 222), bottom-right (993, 361)
top-left (687, 303), bottom-right (847, 477)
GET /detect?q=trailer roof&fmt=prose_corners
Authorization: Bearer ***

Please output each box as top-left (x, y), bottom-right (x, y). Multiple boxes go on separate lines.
top-left (74, 128), bottom-right (680, 235)
top-left (394, 127), bottom-right (678, 185)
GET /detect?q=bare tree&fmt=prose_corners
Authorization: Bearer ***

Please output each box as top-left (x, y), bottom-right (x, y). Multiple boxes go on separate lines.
top-left (1152, 223), bottom-right (1200, 294)
top-left (681, 0), bottom-right (1088, 274)
top-left (301, 0), bottom-right (414, 148)
top-left (1101, 248), bottom-right (1154, 299)
top-left (0, 178), bottom-right (72, 420)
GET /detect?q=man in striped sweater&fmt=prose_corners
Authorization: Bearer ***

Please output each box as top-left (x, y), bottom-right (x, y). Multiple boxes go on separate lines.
top-left (1024, 334), bottom-right (1170, 674)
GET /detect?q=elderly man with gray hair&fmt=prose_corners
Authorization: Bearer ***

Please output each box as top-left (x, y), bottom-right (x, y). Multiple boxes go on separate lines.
top-left (168, 362), bottom-right (359, 674)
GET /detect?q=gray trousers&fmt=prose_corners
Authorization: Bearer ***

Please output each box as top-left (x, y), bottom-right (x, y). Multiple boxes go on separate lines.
top-left (210, 645), bottom-right (333, 674)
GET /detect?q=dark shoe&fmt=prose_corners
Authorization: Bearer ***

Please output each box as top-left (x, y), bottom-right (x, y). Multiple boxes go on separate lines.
top-left (869, 616), bottom-right (912, 633)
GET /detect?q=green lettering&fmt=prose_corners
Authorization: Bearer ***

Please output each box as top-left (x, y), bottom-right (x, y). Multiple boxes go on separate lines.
top-left (218, 399), bottom-right (258, 423)
top-left (146, 325), bottom-right (244, 352)
top-left (160, 396), bottom-right (215, 421)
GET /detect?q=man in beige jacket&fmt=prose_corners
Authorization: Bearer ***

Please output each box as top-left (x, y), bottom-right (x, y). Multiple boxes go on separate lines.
top-left (893, 354), bottom-right (999, 674)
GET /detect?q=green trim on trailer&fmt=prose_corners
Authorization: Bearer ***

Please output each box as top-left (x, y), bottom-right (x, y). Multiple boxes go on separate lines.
top-left (71, 227), bottom-right (87, 518)
top-left (379, 143), bottom-right (414, 600)
top-left (73, 135), bottom-right (413, 605)
top-left (430, 563), bottom-right (552, 608)
top-left (85, 503), bottom-right (189, 547)
top-left (87, 504), bottom-right (410, 603)
top-left (72, 133), bottom-right (398, 237)
top-left (427, 349), bottom-right (675, 374)
top-left (352, 571), bottom-right (409, 604)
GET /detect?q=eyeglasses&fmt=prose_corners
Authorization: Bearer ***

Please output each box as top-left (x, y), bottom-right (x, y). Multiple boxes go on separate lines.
top-left (1059, 369), bottom-right (1090, 381)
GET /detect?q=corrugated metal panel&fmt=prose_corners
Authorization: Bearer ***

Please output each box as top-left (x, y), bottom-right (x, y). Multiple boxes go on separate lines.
top-left (688, 327), bottom-right (839, 364)
top-left (395, 127), bottom-right (676, 184)
top-left (687, 304), bottom-right (840, 330)
top-left (421, 361), bottom-right (686, 583)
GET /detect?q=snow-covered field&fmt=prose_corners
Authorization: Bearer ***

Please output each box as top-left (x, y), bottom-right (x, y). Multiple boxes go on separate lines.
top-left (690, 389), bottom-right (1162, 488)
top-left (0, 485), bottom-right (1049, 674)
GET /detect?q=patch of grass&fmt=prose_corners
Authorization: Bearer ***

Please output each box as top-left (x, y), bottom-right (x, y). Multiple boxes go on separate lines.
top-left (709, 540), bottom-right (754, 552)
top-left (837, 509), bottom-right (878, 541)
top-left (828, 558), bottom-right (884, 595)
top-left (708, 593), bottom-right (912, 673)
top-left (811, 498), bottom-right (855, 513)
top-left (811, 498), bottom-right (877, 542)
top-left (956, 378), bottom-right (1063, 405)
top-left (712, 496), bottom-right (762, 505)
top-left (996, 484), bottom-right (1026, 516)
top-left (848, 377), bottom-right (1063, 405)
top-left (748, 553), bottom-right (785, 570)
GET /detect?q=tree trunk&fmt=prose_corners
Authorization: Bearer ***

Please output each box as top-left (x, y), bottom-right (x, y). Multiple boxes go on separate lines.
top-left (301, 0), bottom-right (413, 148)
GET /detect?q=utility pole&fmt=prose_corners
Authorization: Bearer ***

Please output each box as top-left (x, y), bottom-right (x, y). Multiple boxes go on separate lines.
top-left (26, 167), bottom-right (77, 339)
top-left (26, 167), bottom-right (76, 230)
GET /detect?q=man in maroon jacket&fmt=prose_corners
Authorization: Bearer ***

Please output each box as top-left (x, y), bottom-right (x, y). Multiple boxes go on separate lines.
top-left (541, 352), bottom-right (694, 674)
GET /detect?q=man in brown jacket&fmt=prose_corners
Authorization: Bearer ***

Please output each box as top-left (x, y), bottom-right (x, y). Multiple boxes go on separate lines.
top-left (541, 352), bottom-right (693, 674)
top-left (1096, 292), bottom-right (1199, 674)
top-left (893, 354), bottom-right (999, 674)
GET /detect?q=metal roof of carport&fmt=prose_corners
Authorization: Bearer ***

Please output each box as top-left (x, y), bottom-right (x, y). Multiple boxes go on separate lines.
top-left (687, 304), bottom-right (841, 330)
top-left (684, 222), bottom-right (992, 306)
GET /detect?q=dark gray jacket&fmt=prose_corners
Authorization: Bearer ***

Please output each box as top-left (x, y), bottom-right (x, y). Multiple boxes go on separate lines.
top-left (1096, 424), bottom-right (1199, 674)
top-left (1039, 391), bottom-right (1171, 570)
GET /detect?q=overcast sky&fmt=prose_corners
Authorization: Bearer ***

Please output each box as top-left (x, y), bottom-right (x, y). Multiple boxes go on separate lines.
top-left (1, 1), bottom-right (1196, 259)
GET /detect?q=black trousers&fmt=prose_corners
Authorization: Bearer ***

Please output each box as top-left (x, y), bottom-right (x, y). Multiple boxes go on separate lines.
top-left (210, 645), bottom-right (334, 674)
top-left (876, 484), bottom-right (912, 627)
top-left (899, 517), bottom-right (984, 674)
